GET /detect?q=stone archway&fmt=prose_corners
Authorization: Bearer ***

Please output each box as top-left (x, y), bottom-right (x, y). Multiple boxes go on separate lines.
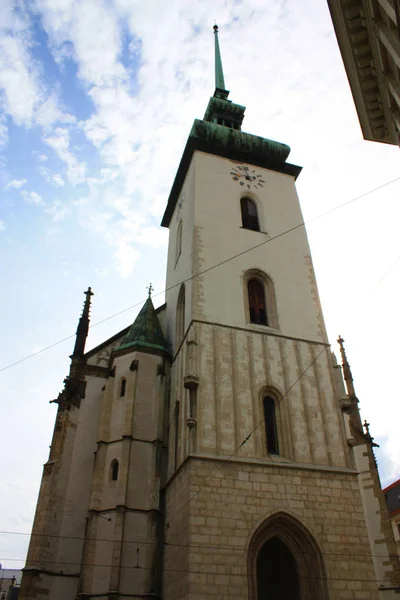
top-left (248, 512), bottom-right (329, 600)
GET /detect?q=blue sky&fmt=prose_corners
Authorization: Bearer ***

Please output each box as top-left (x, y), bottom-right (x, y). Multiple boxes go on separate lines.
top-left (1, 0), bottom-right (400, 570)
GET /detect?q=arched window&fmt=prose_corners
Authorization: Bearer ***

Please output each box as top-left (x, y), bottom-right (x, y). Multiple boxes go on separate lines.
top-left (245, 270), bottom-right (278, 329)
top-left (110, 459), bottom-right (119, 481)
top-left (241, 196), bottom-right (260, 231)
top-left (176, 284), bottom-right (185, 348)
top-left (248, 279), bottom-right (267, 325)
top-left (175, 220), bottom-right (182, 265)
top-left (120, 378), bottom-right (126, 397)
top-left (263, 396), bottom-right (279, 454)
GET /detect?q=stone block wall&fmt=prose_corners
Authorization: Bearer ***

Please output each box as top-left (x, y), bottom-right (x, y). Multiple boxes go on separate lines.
top-left (164, 456), bottom-right (381, 600)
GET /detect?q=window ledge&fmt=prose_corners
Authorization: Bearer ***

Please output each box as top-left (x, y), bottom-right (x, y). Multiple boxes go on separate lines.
top-left (239, 226), bottom-right (269, 236)
top-left (246, 323), bottom-right (280, 334)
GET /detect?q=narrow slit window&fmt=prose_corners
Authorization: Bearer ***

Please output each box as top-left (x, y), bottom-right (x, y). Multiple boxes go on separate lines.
top-left (263, 396), bottom-right (279, 455)
top-left (241, 197), bottom-right (260, 231)
top-left (248, 279), bottom-right (268, 325)
top-left (176, 220), bottom-right (183, 265)
top-left (120, 378), bottom-right (126, 397)
top-left (111, 460), bottom-right (119, 481)
top-left (176, 284), bottom-right (185, 347)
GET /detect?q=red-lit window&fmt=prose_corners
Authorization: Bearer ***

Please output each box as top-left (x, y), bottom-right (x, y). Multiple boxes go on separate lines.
top-left (248, 279), bottom-right (268, 325)
top-left (241, 197), bottom-right (260, 231)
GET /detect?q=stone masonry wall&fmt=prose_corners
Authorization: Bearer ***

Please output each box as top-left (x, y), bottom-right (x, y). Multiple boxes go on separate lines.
top-left (164, 457), bottom-right (380, 600)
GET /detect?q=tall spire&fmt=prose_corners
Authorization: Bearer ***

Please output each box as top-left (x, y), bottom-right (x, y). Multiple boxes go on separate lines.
top-left (73, 287), bottom-right (94, 357)
top-left (213, 24), bottom-right (226, 92)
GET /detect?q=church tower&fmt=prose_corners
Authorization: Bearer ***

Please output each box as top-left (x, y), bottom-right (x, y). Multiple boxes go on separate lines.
top-left (20, 26), bottom-right (399, 600)
top-left (160, 25), bottom-right (400, 600)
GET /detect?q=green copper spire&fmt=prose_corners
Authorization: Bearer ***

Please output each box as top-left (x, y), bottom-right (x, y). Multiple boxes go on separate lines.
top-left (213, 24), bottom-right (226, 92)
top-left (116, 290), bottom-right (169, 355)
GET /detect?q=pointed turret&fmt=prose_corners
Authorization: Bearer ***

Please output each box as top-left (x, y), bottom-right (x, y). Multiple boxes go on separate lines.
top-left (337, 335), bottom-right (365, 434)
top-left (73, 287), bottom-right (93, 357)
top-left (54, 287), bottom-right (93, 410)
top-left (117, 286), bottom-right (169, 355)
top-left (337, 335), bottom-right (355, 398)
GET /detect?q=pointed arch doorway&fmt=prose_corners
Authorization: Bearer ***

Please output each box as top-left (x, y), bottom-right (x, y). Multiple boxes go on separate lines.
top-left (257, 537), bottom-right (300, 599)
top-left (248, 512), bottom-right (328, 600)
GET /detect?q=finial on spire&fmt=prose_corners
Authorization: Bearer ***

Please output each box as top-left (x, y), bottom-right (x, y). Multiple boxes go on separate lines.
top-left (213, 23), bottom-right (226, 95)
top-left (146, 283), bottom-right (154, 297)
top-left (73, 287), bottom-right (94, 357)
top-left (83, 287), bottom-right (94, 315)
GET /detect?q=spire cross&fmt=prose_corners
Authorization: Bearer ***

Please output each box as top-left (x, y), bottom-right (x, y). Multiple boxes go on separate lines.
top-left (147, 283), bottom-right (154, 297)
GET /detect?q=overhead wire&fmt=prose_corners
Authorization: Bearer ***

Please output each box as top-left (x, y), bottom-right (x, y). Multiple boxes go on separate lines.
top-left (1, 174), bottom-right (400, 375)
top-left (0, 552), bottom-right (397, 585)
top-left (2, 176), bottom-right (400, 578)
top-left (165, 345), bottom-right (329, 531)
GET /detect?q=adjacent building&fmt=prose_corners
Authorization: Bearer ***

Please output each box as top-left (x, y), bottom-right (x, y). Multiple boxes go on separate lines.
top-left (19, 26), bottom-right (400, 600)
top-left (327, 0), bottom-right (400, 145)
top-left (383, 478), bottom-right (400, 556)
top-left (0, 569), bottom-right (21, 600)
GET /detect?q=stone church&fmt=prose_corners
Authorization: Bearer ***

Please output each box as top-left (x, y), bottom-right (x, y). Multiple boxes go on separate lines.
top-left (20, 26), bottom-right (400, 600)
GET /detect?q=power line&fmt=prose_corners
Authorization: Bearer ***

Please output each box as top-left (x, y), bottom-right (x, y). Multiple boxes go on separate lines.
top-left (0, 344), bottom-right (395, 563)
top-left (1, 174), bottom-right (400, 375)
top-left (165, 345), bottom-right (329, 531)
top-left (1, 178), bottom-right (399, 582)
top-left (0, 529), bottom-right (398, 561)
top-left (0, 554), bottom-right (397, 585)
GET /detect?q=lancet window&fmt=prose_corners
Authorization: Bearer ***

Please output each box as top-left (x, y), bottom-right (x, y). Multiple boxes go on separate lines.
top-left (241, 196), bottom-right (260, 231)
top-left (110, 459), bottom-right (119, 481)
top-left (263, 396), bottom-right (279, 455)
top-left (245, 270), bottom-right (278, 329)
top-left (176, 220), bottom-right (182, 265)
top-left (248, 279), bottom-right (268, 325)
top-left (176, 284), bottom-right (185, 348)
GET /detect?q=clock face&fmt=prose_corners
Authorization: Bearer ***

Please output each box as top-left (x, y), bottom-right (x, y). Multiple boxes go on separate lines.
top-left (230, 165), bottom-right (265, 189)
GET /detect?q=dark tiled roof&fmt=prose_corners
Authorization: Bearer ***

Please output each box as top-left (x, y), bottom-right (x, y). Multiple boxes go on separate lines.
top-left (116, 296), bottom-right (169, 355)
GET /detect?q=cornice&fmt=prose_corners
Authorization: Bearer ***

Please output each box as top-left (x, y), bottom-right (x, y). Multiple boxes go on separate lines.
top-left (327, 0), bottom-right (398, 144)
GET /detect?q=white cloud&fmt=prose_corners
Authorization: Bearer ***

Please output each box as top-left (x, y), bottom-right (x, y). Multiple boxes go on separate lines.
top-left (5, 178), bottom-right (27, 189)
top-left (135, 226), bottom-right (168, 248)
top-left (45, 199), bottom-right (68, 222)
top-left (38, 154), bottom-right (48, 162)
top-left (39, 166), bottom-right (66, 187)
top-left (52, 173), bottom-right (65, 187)
top-left (0, 3), bottom-right (74, 131)
top-left (35, 92), bottom-right (76, 128)
top-left (0, 220), bottom-right (5, 230)
top-left (44, 128), bottom-right (86, 185)
top-left (115, 242), bottom-right (139, 278)
top-left (21, 190), bottom-right (43, 205)
top-left (0, 114), bottom-right (8, 148)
